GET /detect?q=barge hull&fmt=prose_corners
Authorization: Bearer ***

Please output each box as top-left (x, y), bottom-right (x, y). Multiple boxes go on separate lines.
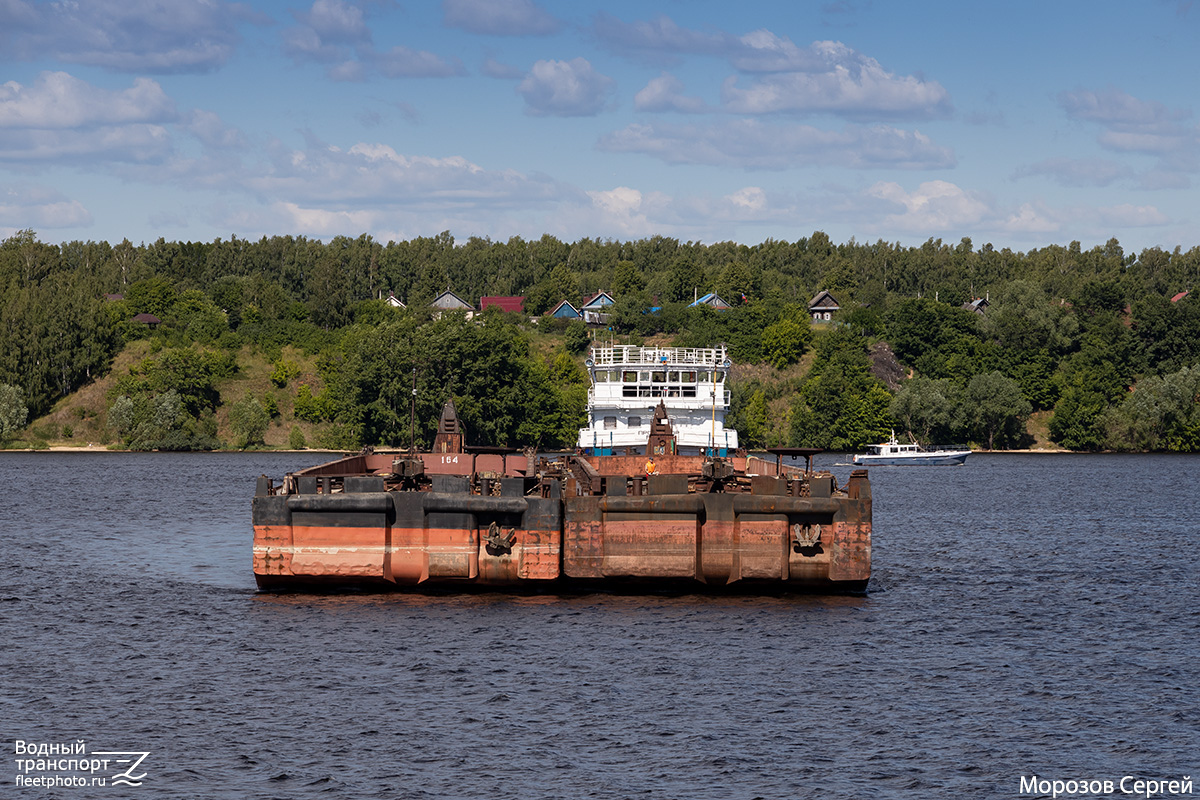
top-left (253, 460), bottom-right (870, 594)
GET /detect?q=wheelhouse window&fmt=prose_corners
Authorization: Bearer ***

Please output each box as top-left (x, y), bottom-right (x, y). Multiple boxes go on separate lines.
top-left (628, 416), bottom-right (642, 428)
top-left (603, 416), bottom-right (617, 429)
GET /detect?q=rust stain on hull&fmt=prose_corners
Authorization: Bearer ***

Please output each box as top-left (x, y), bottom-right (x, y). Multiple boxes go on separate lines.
top-left (252, 404), bottom-right (872, 594)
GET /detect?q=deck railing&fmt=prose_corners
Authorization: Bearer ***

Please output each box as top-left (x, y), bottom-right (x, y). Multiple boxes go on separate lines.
top-left (589, 345), bottom-right (728, 367)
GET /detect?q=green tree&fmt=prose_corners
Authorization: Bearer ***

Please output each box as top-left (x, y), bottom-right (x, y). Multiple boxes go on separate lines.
top-left (288, 425), bottom-right (307, 450)
top-left (1105, 365), bottom-right (1200, 452)
top-left (889, 377), bottom-right (958, 444)
top-left (293, 384), bottom-right (328, 422)
top-left (0, 383), bottom-right (28, 441)
top-left (761, 316), bottom-right (812, 369)
top-left (789, 329), bottom-right (892, 450)
top-left (229, 396), bottom-right (269, 449)
top-left (1049, 387), bottom-right (1107, 450)
top-left (270, 359), bottom-right (300, 388)
top-left (125, 276), bottom-right (177, 319)
top-left (564, 320), bottom-right (590, 355)
top-left (612, 260), bottom-right (645, 298)
top-left (743, 389), bottom-right (769, 448)
top-left (108, 394), bottom-right (136, 439)
top-left (962, 371), bottom-right (1031, 449)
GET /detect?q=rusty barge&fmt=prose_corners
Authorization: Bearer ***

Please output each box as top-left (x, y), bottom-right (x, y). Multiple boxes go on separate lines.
top-left (253, 402), bottom-right (872, 593)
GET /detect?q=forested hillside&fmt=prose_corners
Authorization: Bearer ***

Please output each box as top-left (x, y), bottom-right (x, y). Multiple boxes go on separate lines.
top-left (1, 228), bottom-right (1197, 452)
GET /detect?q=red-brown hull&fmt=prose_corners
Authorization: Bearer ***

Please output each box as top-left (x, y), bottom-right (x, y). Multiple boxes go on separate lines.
top-left (253, 451), bottom-right (871, 593)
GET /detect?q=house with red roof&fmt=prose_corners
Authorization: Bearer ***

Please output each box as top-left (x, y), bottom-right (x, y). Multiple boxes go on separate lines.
top-left (480, 296), bottom-right (525, 314)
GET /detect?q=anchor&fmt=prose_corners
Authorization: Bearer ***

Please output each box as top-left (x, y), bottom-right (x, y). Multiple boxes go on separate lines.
top-left (484, 521), bottom-right (517, 556)
top-left (792, 522), bottom-right (821, 549)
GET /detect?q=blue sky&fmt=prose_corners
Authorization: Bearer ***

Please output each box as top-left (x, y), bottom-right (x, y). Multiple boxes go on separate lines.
top-left (1, 0), bottom-right (1197, 254)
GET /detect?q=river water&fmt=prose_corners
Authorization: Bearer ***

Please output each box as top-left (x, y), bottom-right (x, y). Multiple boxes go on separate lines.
top-left (2, 451), bottom-right (1197, 799)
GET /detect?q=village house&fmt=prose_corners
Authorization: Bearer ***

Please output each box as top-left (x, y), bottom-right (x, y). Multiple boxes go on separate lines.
top-left (581, 290), bottom-right (615, 325)
top-left (688, 292), bottom-right (732, 310)
top-left (546, 300), bottom-right (582, 319)
top-left (808, 290), bottom-right (840, 321)
top-left (431, 290), bottom-right (474, 320)
top-left (479, 296), bottom-right (525, 314)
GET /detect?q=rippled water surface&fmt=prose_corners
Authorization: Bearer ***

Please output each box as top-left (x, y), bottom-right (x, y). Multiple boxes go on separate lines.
top-left (3, 451), bottom-right (1197, 798)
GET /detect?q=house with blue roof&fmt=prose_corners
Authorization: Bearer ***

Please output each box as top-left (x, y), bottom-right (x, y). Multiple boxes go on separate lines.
top-left (581, 290), bottom-right (615, 324)
top-left (688, 292), bottom-right (732, 310)
top-left (547, 300), bottom-right (581, 319)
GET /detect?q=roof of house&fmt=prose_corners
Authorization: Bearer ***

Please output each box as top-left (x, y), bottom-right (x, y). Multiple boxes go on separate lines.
top-left (581, 290), bottom-right (615, 309)
top-left (688, 292), bottom-right (731, 309)
top-left (132, 313), bottom-right (161, 324)
top-left (104, 293), bottom-right (124, 301)
top-left (962, 297), bottom-right (989, 313)
top-left (808, 290), bottom-right (840, 310)
top-left (385, 291), bottom-right (406, 308)
top-left (431, 290), bottom-right (473, 310)
top-left (547, 300), bottom-right (581, 318)
top-left (1171, 290), bottom-right (1190, 302)
top-left (480, 296), bottom-right (525, 313)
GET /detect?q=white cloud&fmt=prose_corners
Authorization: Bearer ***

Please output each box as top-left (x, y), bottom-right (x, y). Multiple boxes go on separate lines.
top-left (304, 0), bottom-right (369, 43)
top-left (1097, 129), bottom-right (1196, 156)
top-left (634, 74), bottom-right (707, 113)
top-left (592, 13), bottom-right (733, 63)
top-left (0, 73), bottom-right (177, 129)
top-left (584, 187), bottom-right (680, 238)
top-left (0, 73), bottom-right (252, 168)
top-left (595, 15), bottom-right (951, 121)
top-left (1013, 157), bottom-right (1132, 188)
top-left (184, 110), bottom-right (247, 150)
top-left (371, 46), bottom-right (466, 79)
top-left (275, 202), bottom-right (382, 235)
top-left (730, 30), bottom-right (832, 72)
top-left (1096, 203), bottom-right (1169, 227)
top-left (444, 0), bottom-right (560, 36)
top-left (0, 183), bottom-right (92, 229)
top-left (483, 57), bottom-right (525, 80)
top-left (518, 59), bottom-right (615, 117)
top-left (0, 125), bottom-right (174, 164)
top-left (598, 120), bottom-right (954, 170)
top-left (867, 180), bottom-right (994, 231)
top-left (999, 203), bottom-right (1060, 235)
top-left (283, 0), bottom-right (464, 79)
top-left (0, 73), bottom-right (179, 164)
top-left (721, 57), bottom-right (952, 120)
top-left (726, 187), bottom-right (767, 212)
top-left (243, 136), bottom-right (570, 209)
top-left (1057, 86), bottom-right (1200, 169)
top-left (1058, 87), bottom-right (1186, 129)
top-left (0, 0), bottom-right (254, 73)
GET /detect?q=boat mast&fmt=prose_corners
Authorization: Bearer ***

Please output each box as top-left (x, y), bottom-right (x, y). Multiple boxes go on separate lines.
top-left (409, 368), bottom-right (417, 453)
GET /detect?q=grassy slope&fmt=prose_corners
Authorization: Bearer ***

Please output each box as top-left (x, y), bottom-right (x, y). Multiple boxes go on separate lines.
top-left (21, 342), bottom-right (327, 449)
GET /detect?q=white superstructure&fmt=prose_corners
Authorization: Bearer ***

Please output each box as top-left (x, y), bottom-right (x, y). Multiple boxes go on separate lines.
top-left (852, 432), bottom-right (970, 466)
top-left (577, 344), bottom-right (739, 455)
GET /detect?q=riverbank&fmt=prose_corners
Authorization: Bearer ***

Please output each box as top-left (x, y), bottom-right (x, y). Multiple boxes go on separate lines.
top-left (11, 443), bottom-right (1092, 455)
